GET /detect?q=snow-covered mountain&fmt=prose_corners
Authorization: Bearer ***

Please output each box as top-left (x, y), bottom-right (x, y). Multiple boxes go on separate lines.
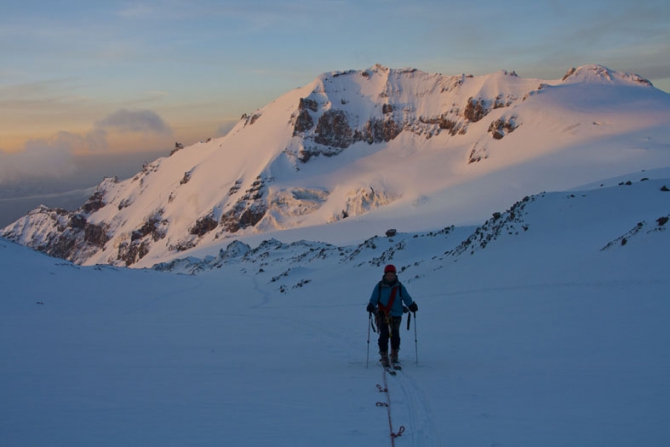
top-left (3, 64), bottom-right (670, 267)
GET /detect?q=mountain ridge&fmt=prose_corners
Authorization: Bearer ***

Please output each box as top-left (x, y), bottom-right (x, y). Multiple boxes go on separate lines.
top-left (3, 64), bottom-right (669, 267)
top-left (150, 174), bottom-right (670, 283)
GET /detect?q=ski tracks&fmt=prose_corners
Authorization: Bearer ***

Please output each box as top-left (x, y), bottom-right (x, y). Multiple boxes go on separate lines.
top-left (389, 369), bottom-right (443, 447)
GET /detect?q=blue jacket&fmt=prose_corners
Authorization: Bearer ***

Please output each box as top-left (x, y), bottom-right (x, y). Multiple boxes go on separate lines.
top-left (369, 279), bottom-right (414, 317)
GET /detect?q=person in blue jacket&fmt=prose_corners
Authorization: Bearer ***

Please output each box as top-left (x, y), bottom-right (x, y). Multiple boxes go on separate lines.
top-left (367, 264), bottom-right (418, 366)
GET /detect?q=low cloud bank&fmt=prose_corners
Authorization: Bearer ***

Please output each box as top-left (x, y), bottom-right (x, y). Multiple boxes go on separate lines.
top-left (0, 134), bottom-right (78, 184)
top-left (0, 109), bottom-right (172, 185)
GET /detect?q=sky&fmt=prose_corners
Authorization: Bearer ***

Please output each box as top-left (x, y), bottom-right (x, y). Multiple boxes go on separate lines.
top-left (1, 0), bottom-right (669, 184)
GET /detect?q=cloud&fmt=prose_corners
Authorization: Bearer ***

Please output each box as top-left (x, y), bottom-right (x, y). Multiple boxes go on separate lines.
top-left (95, 109), bottom-right (172, 135)
top-left (0, 134), bottom-right (78, 184)
top-left (0, 108), bottom-right (172, 184)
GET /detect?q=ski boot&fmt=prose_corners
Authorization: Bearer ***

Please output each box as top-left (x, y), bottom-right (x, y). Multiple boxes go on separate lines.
top-left (390, 349), bottom-right (399, 365)
top-left (380, 351), bottom-right (390, 368)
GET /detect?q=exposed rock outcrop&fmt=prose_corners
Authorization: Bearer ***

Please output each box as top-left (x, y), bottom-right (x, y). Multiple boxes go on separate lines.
top-left (488, 116), bottom-right (519, 140)
top-left (314, 109), bottom-right (353, 148)
top-left (190, 214), bottom-right (218, 236)
top-left (219, 177), bottom-right (268, 233)
top-left (463, 97), bottom-right (489, 123)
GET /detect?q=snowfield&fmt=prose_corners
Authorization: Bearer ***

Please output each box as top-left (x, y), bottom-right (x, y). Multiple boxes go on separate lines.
top-left (1, 171), bottom-right (669, 446)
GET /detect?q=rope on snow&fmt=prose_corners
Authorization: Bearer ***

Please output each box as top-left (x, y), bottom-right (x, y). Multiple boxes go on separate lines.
top-left (376, 369), bottom-right (406, 446)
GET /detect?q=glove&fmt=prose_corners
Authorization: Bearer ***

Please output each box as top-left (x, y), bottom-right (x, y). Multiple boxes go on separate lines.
top-left (408, 302), bottom-right (418, 312)
top-left (366, 303), bottom-right (376, 313)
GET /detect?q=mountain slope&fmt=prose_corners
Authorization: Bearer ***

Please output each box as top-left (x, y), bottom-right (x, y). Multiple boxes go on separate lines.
top-left (152, 173), bottom-right (670, 286)
top-left (3, 64), bottom-right (670, 267)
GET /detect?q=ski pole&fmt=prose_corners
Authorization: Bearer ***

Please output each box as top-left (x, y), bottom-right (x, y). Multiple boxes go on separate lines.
top-left (413, 312), bottom-right (419, 366)
top-left (366, 312), bottom-right (372, 368)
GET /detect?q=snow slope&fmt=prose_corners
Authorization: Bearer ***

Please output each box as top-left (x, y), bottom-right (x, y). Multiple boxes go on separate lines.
top-left (3, 64), bottom-right (670, 268)
top-left (1, 173), bottom-right (668, 446)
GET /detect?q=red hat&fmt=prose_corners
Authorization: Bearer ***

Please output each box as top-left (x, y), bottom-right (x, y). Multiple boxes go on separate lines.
top-left (384, 264), bottom-right (397, 274)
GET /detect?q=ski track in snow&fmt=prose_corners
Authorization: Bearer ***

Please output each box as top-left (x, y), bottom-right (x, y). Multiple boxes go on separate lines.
top-left (390, 369), bottom-right (443, 447)
top-left (248, 271), bottom-right (272, 308)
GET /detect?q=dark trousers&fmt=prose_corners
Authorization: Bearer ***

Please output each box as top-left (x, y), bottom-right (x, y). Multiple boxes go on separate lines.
top-left (377, 315), bottom-right (402, 353)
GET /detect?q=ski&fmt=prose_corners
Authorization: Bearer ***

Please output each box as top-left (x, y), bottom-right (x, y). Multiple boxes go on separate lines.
top-left (380, 359), bottom-right (397, 375)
